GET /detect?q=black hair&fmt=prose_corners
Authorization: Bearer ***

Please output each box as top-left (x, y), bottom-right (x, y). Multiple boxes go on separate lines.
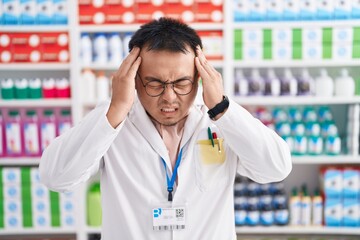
top-left (128, 17), bottom-right (203, 54)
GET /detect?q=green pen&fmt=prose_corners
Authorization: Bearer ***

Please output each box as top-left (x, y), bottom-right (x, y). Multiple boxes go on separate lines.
top-left (207, 127), bottom-right (215, 147)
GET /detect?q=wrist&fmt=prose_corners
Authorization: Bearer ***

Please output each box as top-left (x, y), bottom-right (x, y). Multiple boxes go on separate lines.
top-left (207, 95), bottom-right (229, 120)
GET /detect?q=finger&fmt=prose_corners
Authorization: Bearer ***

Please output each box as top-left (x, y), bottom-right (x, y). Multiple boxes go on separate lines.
top-left (118, 47), bottom-right (141, 72)
top-left (195, 56), bottom-right (210, 80)
top-left (128, 56), bottom-right (142, 78)
top-left (196, 47), bottom-right (218, 79)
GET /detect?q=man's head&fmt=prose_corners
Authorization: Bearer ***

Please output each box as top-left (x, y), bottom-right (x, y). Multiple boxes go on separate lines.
top-left (128, 17), bottom-right (202, 54)
top-left (130, 18), bottom-right (203, 126)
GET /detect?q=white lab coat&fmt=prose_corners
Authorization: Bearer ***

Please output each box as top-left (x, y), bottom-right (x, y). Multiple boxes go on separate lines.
top-left (39, 96), bottom-right (292, 240)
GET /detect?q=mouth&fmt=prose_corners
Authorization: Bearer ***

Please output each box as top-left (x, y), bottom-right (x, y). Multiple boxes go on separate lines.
top-left (161, 107), bottom-right (178, 113)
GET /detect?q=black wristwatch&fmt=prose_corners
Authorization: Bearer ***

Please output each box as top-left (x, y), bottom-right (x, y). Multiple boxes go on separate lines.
top-left (207, 95), bottom-right (229, 120)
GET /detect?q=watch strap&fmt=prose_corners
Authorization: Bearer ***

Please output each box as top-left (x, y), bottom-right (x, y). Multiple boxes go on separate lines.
top-left (207, 95), bottom-right (229, 120)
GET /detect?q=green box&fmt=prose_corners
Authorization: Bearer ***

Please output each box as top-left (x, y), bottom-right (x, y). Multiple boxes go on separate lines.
top-left (353, 43), bottom-right (360, 59)
top-left (322, 43), bottom-right (332, 59)
top-left (292, 44), bottom-right (302, 60)
top-left (234, 29), bottom-right (242, 43)
top-left (353, 27), bottom-right (360, 42)
top-left (263, 44), bottom-right (272, 60)
top-left (234, 47), bottom-right (243, 60)
top-left (263, 29), bottom-right (272, 44)
top-left (292, 28), bottom-right (302, 44)
top-left (322, 28), bottom-right (333, 44)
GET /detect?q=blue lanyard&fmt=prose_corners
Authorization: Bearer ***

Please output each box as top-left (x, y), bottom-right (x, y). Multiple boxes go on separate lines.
top-left (161, 148), bottom-right (183, 202)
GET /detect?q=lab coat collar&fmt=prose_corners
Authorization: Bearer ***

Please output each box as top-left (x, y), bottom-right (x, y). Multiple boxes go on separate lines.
top-left (128, 96), bottom-right (204, 171)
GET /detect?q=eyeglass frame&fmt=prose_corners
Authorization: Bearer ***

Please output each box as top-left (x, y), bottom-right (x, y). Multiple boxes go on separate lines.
top-left (136, 72), bottom-right (196, 97)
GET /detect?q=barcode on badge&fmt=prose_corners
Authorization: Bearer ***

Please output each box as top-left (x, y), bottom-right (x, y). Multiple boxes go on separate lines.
top-left (153, 225), bottom-right (186, 231)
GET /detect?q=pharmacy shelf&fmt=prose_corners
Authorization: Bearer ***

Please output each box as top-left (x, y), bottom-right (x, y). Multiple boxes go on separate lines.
top-left (233, 60), bottom-right (360, 68)
top-left (292, 155), bottom-right (360, 165)
top-left (233, 96), bottom-right (360, 106)
top-left (0, 157), bottom-right (40, 166)
top-left (0, 99), bottom-right (72, 107)
top-left (79, 23), bottom-right (223, 33)
top-left (233, 20), bottom-right (360, 29)
top-left (0, 25), bottom-right (69, 32)
top-left (235, 226), bottom-right (360, 235)
top-left (0, 228), bottom-right (76, 236)
top-left (0, 63), bottom-right (70, 71)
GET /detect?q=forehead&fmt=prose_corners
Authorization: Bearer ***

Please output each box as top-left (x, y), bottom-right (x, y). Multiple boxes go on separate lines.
top-left (139, 46), bottom-right (196, 74)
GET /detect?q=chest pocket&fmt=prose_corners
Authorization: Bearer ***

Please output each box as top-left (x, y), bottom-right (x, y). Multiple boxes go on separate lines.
top-left (195, 138), bottom-right (230, 191)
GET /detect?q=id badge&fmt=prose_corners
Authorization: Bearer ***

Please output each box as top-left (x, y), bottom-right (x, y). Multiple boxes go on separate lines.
top-left (152, 205), bottom-right (186, 231)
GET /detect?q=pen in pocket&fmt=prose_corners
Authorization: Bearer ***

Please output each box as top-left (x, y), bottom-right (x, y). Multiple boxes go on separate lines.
top-left (212, 132), bottom-right (221, 153)
top-left (207, 127), bottom-right (215, 147)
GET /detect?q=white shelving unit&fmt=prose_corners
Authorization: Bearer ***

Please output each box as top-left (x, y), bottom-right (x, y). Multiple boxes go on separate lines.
top-left (1, 1), bottom-right (360, 239)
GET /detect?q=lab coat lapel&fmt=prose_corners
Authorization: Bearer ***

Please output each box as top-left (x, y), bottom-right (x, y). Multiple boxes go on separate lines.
top-left (129, 97), bottom-right (170, 167)
top-left (180, 105), bottom-right (204, 149)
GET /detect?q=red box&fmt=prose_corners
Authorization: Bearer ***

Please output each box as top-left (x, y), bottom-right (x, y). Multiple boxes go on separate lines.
top-left (136, 2), bottom-right (165, 23)
top-left (79, 3), bottom-right (108, 24)
top-left (105, 4), bottom-right (136, 24)
top-left (11, 33), bottom-right (42, 63)
top-left (41, 32), bottom-right (69, 62)
top-left (164, 3), bottom-right (195, 23)
top-left (194, 2), bottom-right (223, 23)
top-left (0, 33), bottom-right (13, 63)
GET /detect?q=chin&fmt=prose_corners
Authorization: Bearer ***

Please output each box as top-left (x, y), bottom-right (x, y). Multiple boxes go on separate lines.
top-left (159, 119), bottom-right (179, 126)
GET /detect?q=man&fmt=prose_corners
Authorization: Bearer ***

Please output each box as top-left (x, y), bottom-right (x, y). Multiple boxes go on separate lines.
top-left (40, 17), bottom-right (292, 239)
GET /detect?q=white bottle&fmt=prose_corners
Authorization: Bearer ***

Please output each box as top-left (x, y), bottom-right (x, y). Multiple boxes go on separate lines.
top-left (93, 33), bottom-right (108, 64)
top-left (298, 68), bottom-right (314, 96)
top-left (96, 71), bottom-right (109, 101)
top-left (248, 68), bottom-right (263, 96)
top-left (81, 69), bottom-right (96, 102)
top-left (315, 68), bottom-right (334, 97)
top-left (80, 33), bottom-right (93, 65)
top-left (265, 68), bottom-right (280, 96)
top-left (281, 68), bottom-right (297, 96)
top-left (334, 68), bottom-right (355, 96)
top-left (107, 33), bottom-right (123, 65)
top-left (234, 69), bottom-right (248, 96)
top-left (123, 33), bottom-right (133, 54)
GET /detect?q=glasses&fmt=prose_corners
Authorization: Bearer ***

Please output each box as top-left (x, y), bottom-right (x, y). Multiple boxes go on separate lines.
top-left (137, 73), bottom-right (195, 97)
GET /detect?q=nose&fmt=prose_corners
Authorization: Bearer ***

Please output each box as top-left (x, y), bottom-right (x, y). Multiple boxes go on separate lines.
top-left (162, 83), bottom-right (177, 101)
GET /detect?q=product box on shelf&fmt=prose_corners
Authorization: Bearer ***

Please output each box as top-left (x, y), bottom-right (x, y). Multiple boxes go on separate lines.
top-left (53, 0), bottom-right (68, 24)
top-left (321, 167), bottom-right (343, 198)
top-left (0, 33), bottom-right (12, 63)
top-left (317, 0), bottom-right (334, 20)
top-left (2, 0), bottom-right (21, 24)
top-left (40, 32), bottom-right (69, 62)
top-left (78, 0), bottom-right (136, 24)
top-left (0, 107), bottom-right (72, 158)
top-left (265, 0), bottom-right (282, 21)
top-left (194, 1), bottom-right (223, 23)
top-left (333, 0), bottom-right (352, 19)
top-left (20, 0), bottom-right (37, 24)
top-left (325, 197), bottom-right (343, 226)
top-left (0, 167), bottom-right (76, 229)
top-left (0, 32), bottom-right (69, 63)
top-left (282, 0), bottom-right (299, 20)
top-left (36, 0), bottom-right (53, 24)
top-left (198, 31), bottom-right (223, 60)
top-left (233, 0), bottom-right (248, 21)
top-left (343, 198), bottom-right (360, 227)
top-left (248, 0), bottom-right (266, 21)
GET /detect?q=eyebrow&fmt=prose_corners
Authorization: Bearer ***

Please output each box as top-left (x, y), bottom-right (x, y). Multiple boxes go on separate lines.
top-left (144, 75), bottom-right (194, 83)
